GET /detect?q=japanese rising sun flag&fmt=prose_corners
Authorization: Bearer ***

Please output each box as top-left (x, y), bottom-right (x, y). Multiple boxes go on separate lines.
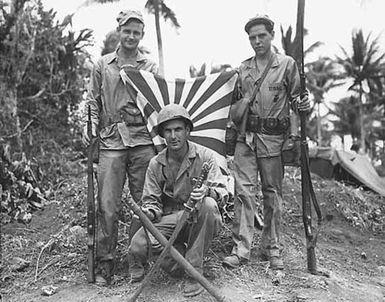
top-left (120, 69), bottom-right (238, 162)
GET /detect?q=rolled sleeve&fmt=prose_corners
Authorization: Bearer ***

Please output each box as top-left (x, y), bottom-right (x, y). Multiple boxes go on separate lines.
top-left (205, 158), bottom-right (230, 206)
top-left (141, 161), bottom-right (163, 220)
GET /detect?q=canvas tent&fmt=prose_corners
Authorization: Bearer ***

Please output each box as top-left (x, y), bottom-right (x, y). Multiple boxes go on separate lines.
top-left (308, 147), bottom-right (385, 197)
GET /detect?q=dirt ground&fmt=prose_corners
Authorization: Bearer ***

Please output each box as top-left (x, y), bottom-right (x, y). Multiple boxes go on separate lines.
top-left (1, 167), bottom-right (385, 302)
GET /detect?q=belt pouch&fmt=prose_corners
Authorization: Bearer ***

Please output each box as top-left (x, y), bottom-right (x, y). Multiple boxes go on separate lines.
top-left (246, 114), bottom-right (260, 132)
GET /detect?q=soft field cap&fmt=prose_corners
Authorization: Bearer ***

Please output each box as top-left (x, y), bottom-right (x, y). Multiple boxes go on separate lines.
top-left (244, 14), bottom-right (274, 33)
top-left (117, 10), bottom-right (144, 26)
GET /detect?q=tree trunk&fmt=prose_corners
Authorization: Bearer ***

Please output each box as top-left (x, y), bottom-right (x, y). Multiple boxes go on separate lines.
top-left (382, 141), bottom-right (385, 174)
top-left (316, 102), bottom-right (322, 146)
top-left (359, 83), bottom-right (366, 154)
top-left (9, 1), bottom-right (23, 151)
top-left (9, 88), bottom-right (23, 151)
top-left (154, 0), bottom-right (165, 76)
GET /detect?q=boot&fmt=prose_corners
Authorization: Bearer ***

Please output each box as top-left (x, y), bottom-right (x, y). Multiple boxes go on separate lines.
top-left (183, 277), bottom-right (204, 297)
top-left (95, 260), bottom-right (113, 286)
top-left (222, 254), bottom-right (248, 269)
top-left (127, 252), bottom-right (145, 282)
top-left (269, 255), bottom-right (284, 270)
top-left (268, 248), bottom-right (284, 270)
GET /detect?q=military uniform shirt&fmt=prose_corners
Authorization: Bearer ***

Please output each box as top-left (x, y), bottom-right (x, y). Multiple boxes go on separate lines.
top-left (86, 49), bottom-right (158, 149)
top-left (141, 142), bottom-right (229, 220)
top-left (237, 52), bottom-right (301, 157)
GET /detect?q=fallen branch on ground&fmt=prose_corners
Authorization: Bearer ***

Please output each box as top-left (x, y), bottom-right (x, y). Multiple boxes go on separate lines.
top-left (34, 221), bottom-right (74, 281)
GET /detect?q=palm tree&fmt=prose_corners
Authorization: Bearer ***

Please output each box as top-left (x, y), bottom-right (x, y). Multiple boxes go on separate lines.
top-left (280, 25), bottom-right (323, 64)
top-left (280, 24), bottom-right (323, 136)
top-left (145, 0), bottom-right (180, 75)
top-left (305, 57), bottom-right (343, 145)
top-left (81, 0), bottom-right (180, 75)
top-left (336, 29), bottom-right (385, 153)
top-left (327, 96), bottom-right (361, 143)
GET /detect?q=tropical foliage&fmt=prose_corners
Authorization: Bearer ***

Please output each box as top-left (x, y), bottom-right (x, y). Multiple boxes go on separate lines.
top-left (2, 0), bottom-right (385, 224)
top-left (280, 25), bottom-right (323, 65)
top-left (144, 0), bottom-right (180, 75)
top-left (279, 23), bottom-right (323, 137)
top-left (335, 29), bottom-right (385, 152)
top-left (1, 0), bottom-right (94, 223)
top-left (1, 0), bottom-right (92, 154)
top-left (305, 57), bottom-right (343, 145)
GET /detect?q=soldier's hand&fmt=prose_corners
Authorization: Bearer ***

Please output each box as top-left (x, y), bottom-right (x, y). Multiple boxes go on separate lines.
top-left (297, 90), bottom-right (311, 113)
top-left (82, 125), bottom-right (97, 147)
top-left (190, 184), bottom-right (208, 204)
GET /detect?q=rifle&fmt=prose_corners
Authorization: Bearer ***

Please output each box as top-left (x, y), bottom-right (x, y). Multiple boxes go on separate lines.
top-left (297, 0), bottom-right (323, 275)
top-left (128, 162), bottom-right (212, 302)
top-left (126, 165), bottom-right (228, 302)
top-left (87, 106), bottom-right (96, 283)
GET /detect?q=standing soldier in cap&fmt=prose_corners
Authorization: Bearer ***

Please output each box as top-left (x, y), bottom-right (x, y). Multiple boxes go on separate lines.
top-left (127, 104), bottom-right (228, 297)
top-left (222, 14), bottom-right (310, 270)
top-left (82, 10), bottom-right (158, 285)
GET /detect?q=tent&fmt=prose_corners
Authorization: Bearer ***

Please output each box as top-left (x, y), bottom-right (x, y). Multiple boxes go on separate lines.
top-left (308, 147), bottom-right (385, 197)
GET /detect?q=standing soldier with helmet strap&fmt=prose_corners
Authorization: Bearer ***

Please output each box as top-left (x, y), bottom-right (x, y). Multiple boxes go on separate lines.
top-left (223, 14), bottom-right (311, 270)
top-left (82, 10), bottom-right (158, 285)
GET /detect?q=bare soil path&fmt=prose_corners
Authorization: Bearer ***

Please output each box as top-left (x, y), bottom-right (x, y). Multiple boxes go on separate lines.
top-left (2, 168), bottom-right (385, 302)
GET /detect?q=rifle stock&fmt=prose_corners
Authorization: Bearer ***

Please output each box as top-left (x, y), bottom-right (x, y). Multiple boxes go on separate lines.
top-left (87, 106), bottom-right (96, 283)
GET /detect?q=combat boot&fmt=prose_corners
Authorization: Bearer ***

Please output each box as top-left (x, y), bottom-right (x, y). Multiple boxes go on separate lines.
top-left (183, 277), bottom-right (204, 297)
top-left (127, 252), bottom-right (145, 282)
top-left (95, 260), bottom-right (114, 286)
top-left (269, 249), bottom-right (284, 270)
top-left (269, 256), bottom-right (284, 270)
top-left (222, 254), bottom-right (248, 269)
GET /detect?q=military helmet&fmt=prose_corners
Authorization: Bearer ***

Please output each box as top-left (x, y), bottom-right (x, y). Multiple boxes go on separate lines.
top-left (156, 104), bottom-right (193, 137)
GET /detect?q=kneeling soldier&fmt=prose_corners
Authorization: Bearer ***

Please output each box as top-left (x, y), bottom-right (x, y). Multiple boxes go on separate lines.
top-left (127, 104), bottom-right (229, 297)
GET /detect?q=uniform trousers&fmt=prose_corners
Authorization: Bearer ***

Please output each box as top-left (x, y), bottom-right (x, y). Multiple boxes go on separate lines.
top-left (96, 145), bottom-right (156, 262)
top-left (129, 197), bottom-right (222, 273)
top-left (231, 140), bottom-right (284, 260)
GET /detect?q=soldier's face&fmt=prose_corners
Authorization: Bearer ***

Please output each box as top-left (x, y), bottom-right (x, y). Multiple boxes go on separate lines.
top-left (118, 20), bottom-right (144, 51)
top-left (248, 24), bottom-right (274, 56)
top-left (163, 119), bottom-right (190, 152)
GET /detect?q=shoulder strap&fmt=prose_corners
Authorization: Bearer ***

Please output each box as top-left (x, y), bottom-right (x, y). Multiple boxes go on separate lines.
top-left (250, 54), bottom-right (275, 105)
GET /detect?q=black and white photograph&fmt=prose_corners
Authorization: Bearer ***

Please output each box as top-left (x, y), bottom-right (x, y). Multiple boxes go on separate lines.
top-left (1, 0), bottom-right (385, 301)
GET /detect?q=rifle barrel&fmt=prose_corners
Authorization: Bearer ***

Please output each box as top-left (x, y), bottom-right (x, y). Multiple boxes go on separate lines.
top-left (297, 0), bottom-right (319, 274)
